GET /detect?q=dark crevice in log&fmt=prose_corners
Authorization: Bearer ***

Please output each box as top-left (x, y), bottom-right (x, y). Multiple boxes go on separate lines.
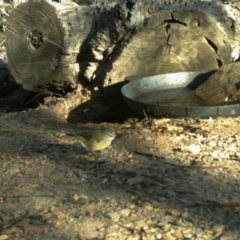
top-left (163, 18), bottom-right (187, 26)
top-left (197, 19), bottom-right (200, 27)
top-left (87, 30), bottom-right (134, 89)
top-left (126, 0), bottom-right (134, 19)
top-left (77, 3), bottom-right (134, 88)
top-left (217, 59), bottom-right (223, 67)
top-left (165, 24), bottom-right (170, 34)
top-left (166, 34), bottom-right (171, 54)
top-left (5, 26), bottom-right (17, 35)
top-left (28, 30), bottom-right (44, 49)
top-left (235, 82), bottom-right (240, 90)
top-left (205, 37), bottom-right (219, 55)
top-left (228, 17), bottom-right (235, 32)
top-left (126, 0), bottom-right (134, 11)
top-left (163, 12), bottom-right (187, 26)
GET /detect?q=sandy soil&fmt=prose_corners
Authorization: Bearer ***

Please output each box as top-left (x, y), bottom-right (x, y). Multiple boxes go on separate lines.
top-left (1, 91), bottom-right (240, 239)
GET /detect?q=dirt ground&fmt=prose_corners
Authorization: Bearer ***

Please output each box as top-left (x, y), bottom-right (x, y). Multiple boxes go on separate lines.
top-left (1, 87), bottom-right (240, 240)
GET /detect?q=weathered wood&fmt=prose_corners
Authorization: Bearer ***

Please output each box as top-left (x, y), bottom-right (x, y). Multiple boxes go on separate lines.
top-left (83, 9), bottom-right (233, 90)
top-left (4, 0), bottom-right (239, 96)
top-left (5, 1), bottom-right (95, 91)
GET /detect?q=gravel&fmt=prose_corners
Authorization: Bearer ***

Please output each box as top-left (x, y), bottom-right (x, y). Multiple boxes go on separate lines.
top-left (1, 106), bottom-right (240, 239)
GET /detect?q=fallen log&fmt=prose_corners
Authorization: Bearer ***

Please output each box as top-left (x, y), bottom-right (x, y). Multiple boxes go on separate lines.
top-left (4, 0), bottom-right (238, 97)
top-left (5, 1), bottom-right (95, 92)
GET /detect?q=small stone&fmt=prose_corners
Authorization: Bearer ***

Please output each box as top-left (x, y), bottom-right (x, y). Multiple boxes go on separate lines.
top-left (174, 230), bottom-right (183, 239)
top-left (55, 132), bottom-right (66, 137)
top-left (7, 167), bottom-right (20, 175)
top-left (181, 144), bottom-right (201, 154)
top-left (143, 202), bottom-right (153, 211)
top-left (168, 209), bottom-right (181, 217)
top-left (1, 227), bottom-right (19, 235)
top-left (55, 212), bottom-right (65, 220)
top-left (70, 194), bottom-right (80, 202)
top-left (105, 232), bottom-right (119, 239)
top-left (101, 178), bottom-right (108, 184)
top-left (127, 203), bottom-right (136, 209)
top-left (162, 232), bottom-right (175, 240)
top-left (126, 176), bottom-right (144, 185)
top-left (153, 118), bottom-right (170, 125)
top-left (78, 194), bottom-right (88, 200)
top-left (183, 233), bottom-right (193, 239)
top-left (126, 234), bottom-right (140, 240)
top-left (166, 124), bottom-right (179, 132)
top-left (157, 167), bottom-right (165, 176)
top-left (78, 194), bottom-right (89, 204)
top-left (106, 212), bottom-right (120, 222)
top-left (181, 211), bottom-right (189, 218)
top-left (40, 212), bottom-right (53, 222)
top-left (211, 150), bottom-right (220, 159)
top-left (213, 224), bottom-right (225, 236)
top-left (155, 233), bottom-right (163, 239)
top-left (119, 208), bottom-right (131, 217)
top-left (0, 235), bottom-right (8, 240)
top-left (135, 220), bottom-right (149, 231)
top-left (144, 234), bottom-right (156, 240)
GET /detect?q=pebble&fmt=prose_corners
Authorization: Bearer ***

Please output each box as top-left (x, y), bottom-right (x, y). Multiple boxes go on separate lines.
top-left (162, 232), bottom-right (175, 240)
top-left (181, 144), bottom-right (201, 154)
top-left (105, 232), bottom-right (119, 239)
top-left (167, 209), bottom-right (181, 217)
top-left (6, 167), bottom-right (20, 175)
top-left (174, 230), bottom-right (183, 239)
top-left (183, 233), bottom-right (193, 239)
top-left (70, 194), bottom-right (80, 202)
top-left (213, 224), bottom-right (225, 236)
top-left (78, 194), bottom-right (89, 204)
top-left (2, 113), bottom-right (240, 240)
top-left (127, 203), bottom-right (136, 209)
top-left (0, 235), bottom-right (8, 240)
top-left (155, 233), bottom-right (163, 239)
top-left (1, 227), bottom-right (19, 235)
top-left (126, 175), bottom-right (144, 185)
top-left (142, 202), bottom-right (154, 211)
top-left (181, 211), bottom-right (189, 218)
top-left (106, 212), bottom-right (120, 222)
top-left (143, 234), bottom-right (156, 240)
top-left (119, 208), bottom-right (131, 217)
top-left (126, 234), bottom-right (140, 240)
top-left (135, 220), bottom-right (149, 231)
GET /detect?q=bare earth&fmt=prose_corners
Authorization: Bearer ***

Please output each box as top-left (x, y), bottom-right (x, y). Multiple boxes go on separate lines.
top-left (1, 92), bottom-right (240, 240)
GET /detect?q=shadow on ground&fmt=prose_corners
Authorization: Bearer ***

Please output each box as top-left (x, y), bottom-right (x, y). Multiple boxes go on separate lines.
top-left (0, 109), bottom-right (240, 239)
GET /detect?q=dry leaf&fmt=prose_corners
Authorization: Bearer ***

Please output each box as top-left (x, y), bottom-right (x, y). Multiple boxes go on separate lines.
top-left (19, 222), bottom-right (43, 235)
top-left (40, 212), bottom-right (53, 222)
top-left (1, 226), bottom-right (20, 235)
